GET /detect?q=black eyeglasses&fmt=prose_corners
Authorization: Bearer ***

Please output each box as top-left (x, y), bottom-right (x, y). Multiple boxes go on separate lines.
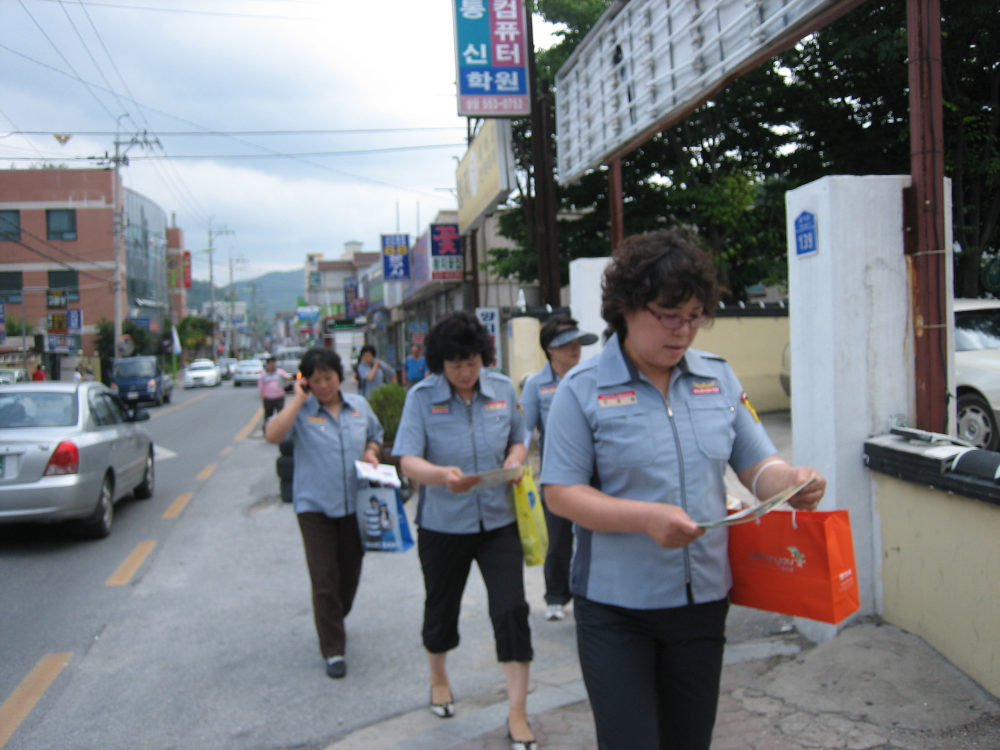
top-left (646, 306), bottom-right (710, 330)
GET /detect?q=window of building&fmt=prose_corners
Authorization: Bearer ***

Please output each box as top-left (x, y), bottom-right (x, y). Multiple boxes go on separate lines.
top-left (0, 271), bottom-right (23, 303)
top-left (0, 210), bottom-right (20, 242)
top-left (48, 269), bottom-right (79, 302)
top-left (46, 209), bottom-right (77, 240)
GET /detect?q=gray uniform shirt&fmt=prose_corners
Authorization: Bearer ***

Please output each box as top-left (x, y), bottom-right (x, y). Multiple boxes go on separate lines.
top-left (540, 333), bottom-right (776, 610)
top-left (392, 371), bottom-right (527, 534)
top-left (289, 392), bottom-right (384, 517)
top-left (356, 361), bottom-right (393, 399)
top-left (520, 362), bottom-right (561, 456)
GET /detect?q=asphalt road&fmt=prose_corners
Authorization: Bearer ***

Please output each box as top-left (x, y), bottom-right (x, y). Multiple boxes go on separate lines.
top-left (0, 382), bottom-right (795, 750)
top-left (0, 381), bottom-right (263, 748)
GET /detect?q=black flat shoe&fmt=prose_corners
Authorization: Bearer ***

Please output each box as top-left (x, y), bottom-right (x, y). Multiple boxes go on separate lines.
top-left (429, 687), bottom-right (455, 718)
top-left (326, 657), bottom-right (346, 679)
top-left (507, 720), bottom-right (537, 750)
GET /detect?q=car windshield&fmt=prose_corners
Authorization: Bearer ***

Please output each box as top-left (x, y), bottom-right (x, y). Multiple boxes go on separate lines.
top-left (114, 360), bottom-right (156, 378)
top-left (190, 362), bottom-right (215, 370)
top-left (0, 392), bottom-right (77, 427)
top-left (955, 310), bottom-right (1000, 351)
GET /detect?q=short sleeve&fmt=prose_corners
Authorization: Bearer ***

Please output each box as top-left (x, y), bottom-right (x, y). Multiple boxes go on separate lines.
top-left (726, 371), bottom-right (777, 472)
top-left (540, 384), bottom-right (596, 487)
top-left (520, 377), bottom-right (541, 434)
top-left (391, 388), bottom-right (428, 458)
top-left (507, 383), bottom-right (527, 448)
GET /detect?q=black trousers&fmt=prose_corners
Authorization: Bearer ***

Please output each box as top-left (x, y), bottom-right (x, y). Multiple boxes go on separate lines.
top-left (575, 596), bottom-right (729, 750)
top-left (297, 512), bottom-right (364, 659)
top-left (263, 397), bottom-right (285, 421)
top-left (418, 522), bottom-right (533, 662)
top-left (542, 494), bottom-right (574, 605)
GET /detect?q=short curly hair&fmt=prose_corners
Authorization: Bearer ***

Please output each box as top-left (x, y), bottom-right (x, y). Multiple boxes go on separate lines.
top-left (601, 227), bottom-right (719, 340)
top-left (299, 347), bottom-right (344, 382)
top-left (424, 310), bottom-right (495, 374)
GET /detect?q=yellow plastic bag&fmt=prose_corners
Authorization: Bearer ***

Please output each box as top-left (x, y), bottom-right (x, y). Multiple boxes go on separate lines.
top-left (513, 466), bottom-right (549, 566)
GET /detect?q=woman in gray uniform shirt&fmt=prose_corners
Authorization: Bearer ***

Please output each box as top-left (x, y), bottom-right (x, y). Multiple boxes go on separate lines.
top-left (541, 228), bottom-right (826, 750)
top-left (393, 311), bottom-right (536, 750)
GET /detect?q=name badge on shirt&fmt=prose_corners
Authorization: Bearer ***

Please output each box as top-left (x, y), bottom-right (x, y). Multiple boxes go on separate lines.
top-left (308, 416), bottom-right (326, 423)
top-left (350, 410), bottom-right (362, 418)
top-left (598, 390), bottom-right (638, 407)
top-left (430, 404), bottom-right (450, 414)
top-left (484, 400), bottom-right (507, 411)
top-left (692, 380), bottom-right (721, 395)
top-left (539, 385), bottom-right (559, 395)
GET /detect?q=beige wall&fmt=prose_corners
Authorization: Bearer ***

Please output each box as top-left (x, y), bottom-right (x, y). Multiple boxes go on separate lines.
top-left (874, 474), bottom-right (1000, 698)
top-left (694, 316), bottom-right (789, 413)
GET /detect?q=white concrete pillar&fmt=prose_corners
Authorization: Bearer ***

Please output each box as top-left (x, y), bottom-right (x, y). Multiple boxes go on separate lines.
top-left (786, 175), bottom-right (928, 641)
top-left (569, 257), bottom-right (612, 362)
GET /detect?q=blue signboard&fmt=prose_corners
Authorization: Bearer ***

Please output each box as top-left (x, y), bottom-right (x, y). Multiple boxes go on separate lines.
top-left (381, 234), bottom-right (411, 281)
top-left (129, 316), bottom-right (150, 330)
top-left (344, 278), bottom-right (359, 318)
top-left (67, 308), bottom-right (82, 334)
top-left (453, 0), bottom-right (531, 117)
top-left (0, 300), bottom-right (5, 344)
top-left (795, 211), bottom-right (817, 257)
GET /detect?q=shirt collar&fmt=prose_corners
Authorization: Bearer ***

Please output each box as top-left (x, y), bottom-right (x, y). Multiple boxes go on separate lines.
top-left (428, 370), bottom-right (497, 402)
top-left (539, 361), bottom-right (559, 384)
top-left (596, 333), bottom-right (716, 386)
top-left (306, 391), bottom-right (349, 417)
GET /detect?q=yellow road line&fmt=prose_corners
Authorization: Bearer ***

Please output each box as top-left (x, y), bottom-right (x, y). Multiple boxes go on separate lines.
top-left (220, 446), bottom-right (233, 457)
top-left (105, 540), bottom-right (156, 587)
top-left (234, 406), bottom-right (263, 442)
top-left (162, 492), bottom-right (194, 520)
top-left (0, 652), bottom-right (73, 749)
top-left (196, 464), bottom-right (217, 480)
top-left (151, 390), bottom-right (212, 420)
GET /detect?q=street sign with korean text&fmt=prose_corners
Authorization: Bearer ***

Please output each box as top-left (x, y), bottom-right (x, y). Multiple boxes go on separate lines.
top-left (382, 234), bottom-right (411, 281)
top-left (345, 278), bottom-right (359, 317)
top-left (453, 0), bottom-right (531, 117)
top-left (475, 306), bottom-right (503, 370)
top-left (47, 312), bottom-right (68, 334)
top-left (67, 309), bottom-right (83, 334)
top-left (47, 334), bottom-right (78, 353)
top-left (0, 300), bottom-right (5, 344)
top-left (795, 212), bottom-right (818, 257)
top-left (47, 290), bottom-right (67, 309)
top-left (183, 250), bottom-right (192, 289)
top-left (431, 224), bottom-right (464, 281)
top-left (456, 119), bottom-right (518, 232)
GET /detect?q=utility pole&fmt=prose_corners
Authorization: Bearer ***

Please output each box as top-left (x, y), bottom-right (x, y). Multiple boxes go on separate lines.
top-left (206, 220), bottom-right (234, 358)
top-left (100, 126), bottom-right (161, 362)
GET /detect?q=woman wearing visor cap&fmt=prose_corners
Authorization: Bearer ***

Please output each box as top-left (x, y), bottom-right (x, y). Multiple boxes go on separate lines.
top-left (520, 314), bottom-right (598, 622)
top-left (541, 228), bottom-right (826, 750)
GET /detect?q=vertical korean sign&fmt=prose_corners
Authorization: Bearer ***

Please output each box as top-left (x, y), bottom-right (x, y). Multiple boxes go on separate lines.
top-left (454, 0), bottom-right (530, 117)
top-left (382, 234), bottom-right (411, 281)
top-left (475, 307), bottom-right (502, 371)
top-left (344, 278), bottom-right (359, 318)
top-left (183, 250), bottom-right (192, 288)
top-left (431, 224), bottom-right (464, 281)
top-left (0, 300), bottom-right (5, 344)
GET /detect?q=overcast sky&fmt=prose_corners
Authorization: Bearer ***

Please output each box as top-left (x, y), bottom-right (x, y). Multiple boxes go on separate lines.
top-left (1, 0), bottom-right (560, 283)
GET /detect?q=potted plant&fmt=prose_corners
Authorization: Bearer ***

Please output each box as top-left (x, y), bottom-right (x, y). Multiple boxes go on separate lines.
top-left (367, 383), bottom-right (407, 466)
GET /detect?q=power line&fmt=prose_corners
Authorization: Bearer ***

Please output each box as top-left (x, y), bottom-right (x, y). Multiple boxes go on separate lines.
top-left (32, 0), bottom-right (315, 20)
top-left (15, 0), bottom-right (121, 125)
top-left (8, 127), bottom-right (468, 136)
top-left (0, 44), bottom-right (450, 199)
top-left (0, 214), bottom-right (114, 274)
top-left (0, 143), bottom-right (467, 161)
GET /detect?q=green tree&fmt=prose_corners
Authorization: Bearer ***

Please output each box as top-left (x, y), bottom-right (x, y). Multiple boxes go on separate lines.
top-left (3, 314), bottom-right (36, 337)
top-left (94, 319), bottom-right (160, 359)
top-left (177, 315), bottom-right (214, 358)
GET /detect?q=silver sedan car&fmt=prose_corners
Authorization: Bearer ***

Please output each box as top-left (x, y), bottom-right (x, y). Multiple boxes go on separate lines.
top-left (0, 382), bottom-right (154, 538)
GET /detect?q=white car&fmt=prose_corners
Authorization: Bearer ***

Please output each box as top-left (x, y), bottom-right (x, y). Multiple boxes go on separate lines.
top-left (232, 359), bottom-right (264, 387)
top-left (184, 360), bottom-right (221, 388)
top-left (955, 299), bottom-right (1000, 450)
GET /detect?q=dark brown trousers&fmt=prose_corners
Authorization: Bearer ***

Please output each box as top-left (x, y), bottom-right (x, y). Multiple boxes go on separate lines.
top-left (296, 512), bottom-right (364, 658)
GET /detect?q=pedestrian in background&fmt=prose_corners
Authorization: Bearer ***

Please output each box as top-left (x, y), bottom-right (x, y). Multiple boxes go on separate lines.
top-left (541, 228), bottom-right (826, 750)
top-left (403, 344), bottom-right (427, 386)
top-left (520, 314), bottom-right (597, 622)
top-left (265, 348), bottom-right (384, 679)
top-left (355, 345), bottom-right (395, 399)
top-left (31, 365), bottom-right (45, 381)
top-left (258, 356), bottom-right (290, 423)
top-left (393, 311), bottom-right (537, 750)
top-left (72, 365), bottom-right (84, 383)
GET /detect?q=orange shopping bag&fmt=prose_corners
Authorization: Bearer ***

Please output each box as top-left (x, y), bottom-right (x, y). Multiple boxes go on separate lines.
top-left (728, 509), bottom-right (860, 624)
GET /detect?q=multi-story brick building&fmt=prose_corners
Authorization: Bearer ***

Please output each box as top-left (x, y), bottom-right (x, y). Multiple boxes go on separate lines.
top-left (0, 168), bottom-right (174, 377)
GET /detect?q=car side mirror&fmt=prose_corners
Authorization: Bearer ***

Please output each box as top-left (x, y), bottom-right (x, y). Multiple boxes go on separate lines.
top-left (131, 409), bottom-right (151, 422)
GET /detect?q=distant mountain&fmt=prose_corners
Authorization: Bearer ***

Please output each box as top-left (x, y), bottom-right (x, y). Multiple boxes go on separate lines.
top-left (185, 270), bottom-right (302, 322)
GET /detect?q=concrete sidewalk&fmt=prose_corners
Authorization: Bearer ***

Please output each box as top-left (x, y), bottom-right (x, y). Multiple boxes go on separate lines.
top-left (323, 620), bottom-right (1000, 750)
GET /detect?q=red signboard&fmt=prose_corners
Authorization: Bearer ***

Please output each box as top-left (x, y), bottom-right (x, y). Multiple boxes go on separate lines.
top-left (183, 251), bottom-right (192, 289)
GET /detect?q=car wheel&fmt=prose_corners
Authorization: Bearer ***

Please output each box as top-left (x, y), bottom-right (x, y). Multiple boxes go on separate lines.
top-left (164, 390), bottom-right (171, 404)
top-left (80, 474), bottom-right (114, 539)
top-left (233, 381), bottom-right (240, 387)
top-left (155, 392), bottom-right (163, 407)
top-left (957, 393), bottom-right (999, 450)
top-left (134, 449), bottom-right (155, 499)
